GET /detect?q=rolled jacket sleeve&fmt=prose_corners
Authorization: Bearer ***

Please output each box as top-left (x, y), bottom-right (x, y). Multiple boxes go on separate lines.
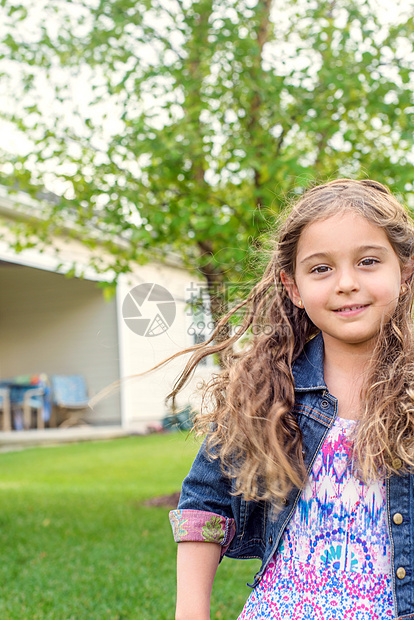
top-left (169, 509), bottom-right (236, 556)
top-left (169, 440), bottom-right (236, 556)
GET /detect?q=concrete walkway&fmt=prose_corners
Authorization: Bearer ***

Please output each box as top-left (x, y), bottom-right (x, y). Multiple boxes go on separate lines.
top-left (0, 426), bottom-right (136, 451)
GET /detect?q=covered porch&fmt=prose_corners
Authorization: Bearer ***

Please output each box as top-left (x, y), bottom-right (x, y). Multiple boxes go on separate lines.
top-left (0, 258), bottom-right (122, 431)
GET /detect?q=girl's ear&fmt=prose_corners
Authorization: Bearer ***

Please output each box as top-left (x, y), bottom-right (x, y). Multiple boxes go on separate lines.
top-left (280, 270), bottom-right (302, 308)
top-left (401, 257), bottom-right (414, 286)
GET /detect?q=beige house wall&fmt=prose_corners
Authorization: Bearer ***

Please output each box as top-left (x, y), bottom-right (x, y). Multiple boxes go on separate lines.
top-left (116, 267), bottom-right (215, 430)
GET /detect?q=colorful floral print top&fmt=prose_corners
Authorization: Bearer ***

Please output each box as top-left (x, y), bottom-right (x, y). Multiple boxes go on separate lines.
top-left (238, 416), bottom-right (394, 620)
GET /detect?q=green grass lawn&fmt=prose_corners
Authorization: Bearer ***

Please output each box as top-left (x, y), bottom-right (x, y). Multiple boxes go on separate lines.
top-left (0, 433), bottom-right (259, 619)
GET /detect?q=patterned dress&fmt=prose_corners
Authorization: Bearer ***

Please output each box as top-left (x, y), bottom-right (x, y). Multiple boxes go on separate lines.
top-left (238, 417), bottom-right (394, 620)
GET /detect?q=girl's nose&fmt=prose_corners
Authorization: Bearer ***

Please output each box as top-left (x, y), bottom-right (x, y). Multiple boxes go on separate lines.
top-left (335, 268), bottom-right (360, 293)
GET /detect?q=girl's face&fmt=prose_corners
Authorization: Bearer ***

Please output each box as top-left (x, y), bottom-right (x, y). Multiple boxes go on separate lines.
top-left (282, 211), bottom-right (407, 352)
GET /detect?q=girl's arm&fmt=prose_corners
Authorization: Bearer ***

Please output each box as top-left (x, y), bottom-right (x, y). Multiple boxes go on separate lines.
top-left (176, 541), bottom-right (221, 620)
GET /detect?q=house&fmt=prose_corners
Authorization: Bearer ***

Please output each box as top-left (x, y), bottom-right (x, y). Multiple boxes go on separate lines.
top-left (0, 186), bottom-right (215, 432)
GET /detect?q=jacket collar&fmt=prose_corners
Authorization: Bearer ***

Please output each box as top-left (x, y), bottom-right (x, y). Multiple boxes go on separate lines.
top-left (292, 332), bottom-right (327, 392)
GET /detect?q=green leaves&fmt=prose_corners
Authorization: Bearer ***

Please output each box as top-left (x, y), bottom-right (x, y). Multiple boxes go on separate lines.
top-left (0, 0), bottom-right (414, 318)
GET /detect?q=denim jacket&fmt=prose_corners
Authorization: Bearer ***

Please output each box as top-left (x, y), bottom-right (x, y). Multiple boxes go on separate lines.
top-left (170, 333), bottom-right (414, 620)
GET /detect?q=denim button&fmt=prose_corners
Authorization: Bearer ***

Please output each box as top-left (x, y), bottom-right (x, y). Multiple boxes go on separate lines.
top-left (393, 513), bottom-right (403, 525)
top-left (393, 458), bottom-right (402, 470)
top-left (268, 535), bottom-right (273, 545)
top-left (321, 400), bottom-right (330, 408)
top-left (396, 567), bottom-right (406, 579)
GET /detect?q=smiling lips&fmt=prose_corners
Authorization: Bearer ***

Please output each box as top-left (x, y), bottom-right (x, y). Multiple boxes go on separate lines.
top-left (333, 304), bottom-right (369, 313)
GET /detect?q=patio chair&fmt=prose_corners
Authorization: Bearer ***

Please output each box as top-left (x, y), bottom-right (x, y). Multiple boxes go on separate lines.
top-left (10, 374), bottom-right (51, 430)
top-left (51, 375), bottom-right (90, 427)
top-left (0, 388), bottom-right (12, 431)
top-left (22, 388), bottom-right (47, 430)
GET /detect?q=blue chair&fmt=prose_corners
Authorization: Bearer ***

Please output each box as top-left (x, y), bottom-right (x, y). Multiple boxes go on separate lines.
top-left (22, 386), bottom-right (50, 430)
top-left (9, 374), bottom-right (51, 430)
top-left (51, 375), bottom-right (90, 427)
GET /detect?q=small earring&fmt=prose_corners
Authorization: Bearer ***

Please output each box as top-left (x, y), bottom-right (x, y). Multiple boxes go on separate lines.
top-left (297, 300), bottom-right (303, 308)
top-left (401, 284), bottom-right (408, 294)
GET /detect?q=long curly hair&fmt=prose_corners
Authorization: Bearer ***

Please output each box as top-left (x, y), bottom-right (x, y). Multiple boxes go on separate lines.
top-left (168, 178), bottom-right (414, 506)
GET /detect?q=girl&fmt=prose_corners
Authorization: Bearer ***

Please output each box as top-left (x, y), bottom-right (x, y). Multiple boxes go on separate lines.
top-left (168, 179), bottom-right (414, 620)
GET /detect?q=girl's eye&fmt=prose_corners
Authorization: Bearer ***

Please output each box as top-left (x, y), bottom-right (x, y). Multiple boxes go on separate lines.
top-left (359, 258), bottom-right (379, 266)
top-left (310, 265), bottom-right (330, 274)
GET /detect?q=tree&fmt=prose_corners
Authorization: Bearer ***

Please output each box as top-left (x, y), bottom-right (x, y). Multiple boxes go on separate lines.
top-left (0, 0), bottom-right (413, 326)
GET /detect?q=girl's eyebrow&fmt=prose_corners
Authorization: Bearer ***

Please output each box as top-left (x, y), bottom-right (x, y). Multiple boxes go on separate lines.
top-left (299, 244), bottom-right (390, 265)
